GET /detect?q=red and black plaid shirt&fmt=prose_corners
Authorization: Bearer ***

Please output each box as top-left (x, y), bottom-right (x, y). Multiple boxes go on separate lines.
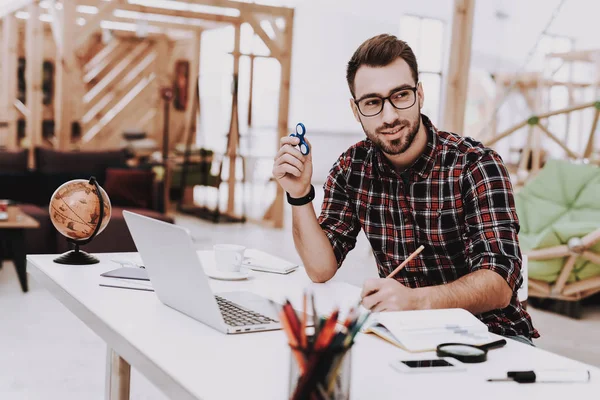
top-left (318, 115), bottom-right (538, 339)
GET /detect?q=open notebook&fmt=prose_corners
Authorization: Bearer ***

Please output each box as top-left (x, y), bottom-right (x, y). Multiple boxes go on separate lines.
top-left (363, 308), bottom-right (494, 353)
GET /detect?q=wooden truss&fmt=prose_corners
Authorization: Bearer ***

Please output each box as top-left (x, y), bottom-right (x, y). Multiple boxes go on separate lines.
top-left (527, 229), bottom-right (600, 301)
top-left (485, 49), bottom-right (600, 185)
top-left (1, 0), bottom-right (295, 226)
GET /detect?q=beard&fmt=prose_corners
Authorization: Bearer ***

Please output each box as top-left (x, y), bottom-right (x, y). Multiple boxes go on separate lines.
top-left (362, 112), bottom-right (421, 156)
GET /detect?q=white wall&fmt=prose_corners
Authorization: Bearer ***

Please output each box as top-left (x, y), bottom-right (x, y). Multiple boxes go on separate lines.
top-left (288, 0), bottom-right (453, 135)
top-left (197, 0), bottom-right (598, 181)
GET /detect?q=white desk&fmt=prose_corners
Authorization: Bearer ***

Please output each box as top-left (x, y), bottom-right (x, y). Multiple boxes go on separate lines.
top-left (28, 252), bottom-right (599, 400)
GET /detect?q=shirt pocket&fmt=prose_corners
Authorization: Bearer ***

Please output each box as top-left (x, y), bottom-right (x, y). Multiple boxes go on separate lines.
top-left (412, 203), bottom-right (463, 249)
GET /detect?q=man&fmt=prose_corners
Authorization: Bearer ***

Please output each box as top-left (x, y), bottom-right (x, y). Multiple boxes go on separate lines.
top-left (272, 34), bottom-right (538, 344)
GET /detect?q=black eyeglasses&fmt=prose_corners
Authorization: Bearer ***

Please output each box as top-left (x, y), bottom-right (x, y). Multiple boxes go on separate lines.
top-left (354, 86), bottom-right (418, 117)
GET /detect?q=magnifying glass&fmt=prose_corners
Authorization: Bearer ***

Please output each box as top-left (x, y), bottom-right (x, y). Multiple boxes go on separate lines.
top-left (436, 339), bottom-right (507, 363)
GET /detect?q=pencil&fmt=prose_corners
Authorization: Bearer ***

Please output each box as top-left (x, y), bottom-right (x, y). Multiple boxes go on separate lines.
top-left (356, 245), bottom-right (425, 308)
top-left (387, 245), bottom-right (425, 279)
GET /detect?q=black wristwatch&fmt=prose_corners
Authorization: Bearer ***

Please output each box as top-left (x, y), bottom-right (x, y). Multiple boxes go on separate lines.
top-left (286, 185), bottom-right (315, 206)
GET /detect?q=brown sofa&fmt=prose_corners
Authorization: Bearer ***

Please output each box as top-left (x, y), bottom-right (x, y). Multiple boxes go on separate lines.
top-left (0, 148), bottom-right (174, 256)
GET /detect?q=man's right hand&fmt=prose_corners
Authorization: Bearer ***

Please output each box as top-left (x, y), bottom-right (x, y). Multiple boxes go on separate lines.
top-left (272, 136), bottom-right (313, 198)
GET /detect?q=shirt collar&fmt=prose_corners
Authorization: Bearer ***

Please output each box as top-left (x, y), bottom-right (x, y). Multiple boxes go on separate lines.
top-left (372, 114), bottom-right (438, 180)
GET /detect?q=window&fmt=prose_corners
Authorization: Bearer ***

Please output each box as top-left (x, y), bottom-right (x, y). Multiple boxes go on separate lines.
top-left (399, 15), bottom-right (445, 123)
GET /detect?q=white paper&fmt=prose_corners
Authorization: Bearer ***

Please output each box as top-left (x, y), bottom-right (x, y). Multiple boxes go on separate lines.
top-left (369, 309), bottom-right (492, 352)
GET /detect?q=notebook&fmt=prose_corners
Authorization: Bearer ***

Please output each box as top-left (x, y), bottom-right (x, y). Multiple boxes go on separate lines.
top-left (363, 308), bottom-right (494, 353)
top-left (241, 249), bottom-right (299, 274)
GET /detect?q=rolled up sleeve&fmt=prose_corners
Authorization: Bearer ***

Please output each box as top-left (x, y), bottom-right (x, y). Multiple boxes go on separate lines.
top-left (462, 150), bottom-right (523, 293)
top-left (317, 157), bottom-right (360, 268)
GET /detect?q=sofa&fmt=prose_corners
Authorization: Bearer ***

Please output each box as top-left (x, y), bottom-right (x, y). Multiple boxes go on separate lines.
top-left (0, 148), bottom-right (174, 256)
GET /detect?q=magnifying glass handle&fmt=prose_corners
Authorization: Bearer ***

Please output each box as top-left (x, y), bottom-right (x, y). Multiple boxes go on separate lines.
top-left (478, 339), bottom-right (507, 351)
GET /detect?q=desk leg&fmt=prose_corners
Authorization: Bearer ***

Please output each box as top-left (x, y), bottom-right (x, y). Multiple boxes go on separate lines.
top-left (105, 347), bottom-right (131, 400)
top-left (11, 230), bottom-right (28, 292)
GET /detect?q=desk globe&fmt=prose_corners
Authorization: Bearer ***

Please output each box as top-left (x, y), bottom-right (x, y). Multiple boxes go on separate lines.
top-left (50, 177), bottom-right (111, 264)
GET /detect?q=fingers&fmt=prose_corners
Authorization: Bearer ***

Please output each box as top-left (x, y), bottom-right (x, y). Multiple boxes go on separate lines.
top-left (360, 278), bottom-right (385, 299)
top-left (304, 138), bottom-right (313, 160)
top-left (275, 153), bottom-right (305, 173)
top-left (280, 136), bottom-right (301, 148)
top-left (361, 289), bottom-right (386, 311)
top-left (273, 163), bottom-right (302, 178)
top-left (276, 141), bottom-right (306, 163)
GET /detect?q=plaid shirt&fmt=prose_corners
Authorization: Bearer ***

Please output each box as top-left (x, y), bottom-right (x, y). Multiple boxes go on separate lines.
top-left (318, 115), bottom-right (538, 339)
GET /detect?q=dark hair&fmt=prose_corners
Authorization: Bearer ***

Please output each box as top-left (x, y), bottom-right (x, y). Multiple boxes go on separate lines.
top-left (346, 34), bottom-right (419, 98)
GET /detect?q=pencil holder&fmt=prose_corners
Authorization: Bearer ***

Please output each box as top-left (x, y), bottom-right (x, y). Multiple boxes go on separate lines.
top-left (287, 343), bottom-right (352, 400)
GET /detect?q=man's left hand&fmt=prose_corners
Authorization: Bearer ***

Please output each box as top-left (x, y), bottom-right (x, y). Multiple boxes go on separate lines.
top-left (360, 278), bottom-right (421, 312)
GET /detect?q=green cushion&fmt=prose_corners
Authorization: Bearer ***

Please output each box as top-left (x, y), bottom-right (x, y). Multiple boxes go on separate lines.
top-left (515, 160), bottom-right (600, 283)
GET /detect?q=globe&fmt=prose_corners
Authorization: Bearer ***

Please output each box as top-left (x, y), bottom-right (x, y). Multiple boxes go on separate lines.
top-left (49, 179), bottom-right (111, 265)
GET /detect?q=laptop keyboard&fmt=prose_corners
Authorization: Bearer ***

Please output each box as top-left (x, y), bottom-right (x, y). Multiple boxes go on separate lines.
top-left (215, 296), bottom-right (278, 327)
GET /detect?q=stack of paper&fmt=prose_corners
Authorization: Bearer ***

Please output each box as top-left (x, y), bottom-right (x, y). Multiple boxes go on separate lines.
top-left (364, 308), bottom-right (494, 352)
top-left (241, 249), bottom-right (299, 274)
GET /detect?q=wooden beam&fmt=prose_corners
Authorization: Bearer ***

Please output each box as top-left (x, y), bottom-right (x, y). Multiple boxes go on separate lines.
top-left (78, 0), bottom-right (241, 24)
top-left (0, 0), bottom-right (35, 19)
top-left (441, 0), bottom-right (475, 133)
top-left (75, 0), bottom-right (122, 52)
top-left (552, 254), bottom-right (578, 295)
top-left (153, 37), bottom-right (171, 142)
top-left (583, 108), bottom-right (599, 159)
top-left (248, 55), bottom-right (254, 127)
top-left (48, 0), bottom-right (62, 53)
top-left (269, 12), bottom-right (294, 229)
top-left (243, 11), bottom-right (282, 60)
top-left (180, 32), bottom-right (201, 148)
top-left (226, 23), bottom-right (241, 216)
top-left (13, 100), bottom-right (30, 119)
top-left (536, 122), bottom-right (580, 159)
top-left (108, 15), bottom-right (204, 33)
top-left (82, 73), bottom-right (156, 144)
top-left (84, 38), bottom-right (120, 73)
top-left (547, 49), bottom-right (600, 63)
top-left (84, 41), bottom-right (132, 85)
top-left (55, 0), bottom-right (77, 150)
top-left (84, 41), bottom-right (152, 105)
top-left (537, 100), bottom-right (596, 119)
top-left (0, 14), bottom-right (19, 149)
top-left (26, 1), bottom-right (44, 166)
top-left (82, 51), bottom-right (157, 131)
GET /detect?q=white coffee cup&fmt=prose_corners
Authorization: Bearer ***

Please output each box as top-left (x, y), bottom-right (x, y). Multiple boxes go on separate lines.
top-left (214, 244), bottom-right (246, 272)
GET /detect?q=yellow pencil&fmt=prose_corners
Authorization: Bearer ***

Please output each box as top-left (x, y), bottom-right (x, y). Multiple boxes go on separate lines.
top-left (387, 245), bottom-right (425, 279)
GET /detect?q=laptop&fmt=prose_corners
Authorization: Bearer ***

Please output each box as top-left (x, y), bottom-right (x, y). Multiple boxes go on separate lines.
top-left (123, 210), bottom-right (286, 334)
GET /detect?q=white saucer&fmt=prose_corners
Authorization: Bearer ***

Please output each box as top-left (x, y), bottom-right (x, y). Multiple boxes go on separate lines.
top-left (204, 268), bottom-right (251, 281)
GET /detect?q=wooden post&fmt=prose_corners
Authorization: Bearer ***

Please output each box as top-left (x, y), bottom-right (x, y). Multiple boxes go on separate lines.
top-left (26, 1), bottom-right (44, 166)
top-left (153, 37), bottom-right (171, 142)
top-left (248, 54), bottom-right (255, 127)
top-left (270, 12), bottom-right (294, 228)
top-left (105, 347), bottom-right (131, 400)
top-left (181, 31), bottom-right (201, 149)
top-left (441, 0), bottom-right (475, 134)
top-left (583, 108), bottom-right (599, 159)
top-left (531, 77), bottom-right (543, 175)
top-left (55, 0), bottom-right (77, 150)
top-left (1, 14), bottom-right (18, 149)
top-left (226, 23), bottom-right (242, 216)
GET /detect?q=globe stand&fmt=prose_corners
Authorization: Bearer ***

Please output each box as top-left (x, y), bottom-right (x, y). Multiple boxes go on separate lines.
top-left (53, 242), bottom-right (100, 265)
top-left (53, 177), bottom-right (106, 265)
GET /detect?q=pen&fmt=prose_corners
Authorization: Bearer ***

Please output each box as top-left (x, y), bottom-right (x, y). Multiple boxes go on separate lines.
top-left (488, 369), bottom-right (591, 383)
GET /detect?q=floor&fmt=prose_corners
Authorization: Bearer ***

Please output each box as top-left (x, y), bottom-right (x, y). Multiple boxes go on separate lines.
top-left (1, 206), bottom-right (600, 399)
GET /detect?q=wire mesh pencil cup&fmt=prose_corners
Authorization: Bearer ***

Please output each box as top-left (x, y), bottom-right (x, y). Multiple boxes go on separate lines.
top-left (288, 339), bottom-right (352, 400)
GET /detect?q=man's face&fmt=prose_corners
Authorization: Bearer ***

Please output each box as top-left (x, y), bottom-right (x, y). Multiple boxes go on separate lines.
top-left (350, 58), bottom-right (424, 156)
